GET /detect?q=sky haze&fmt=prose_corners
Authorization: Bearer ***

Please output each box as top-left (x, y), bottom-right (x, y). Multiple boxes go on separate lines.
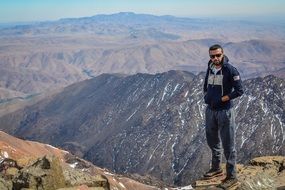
top-left (1, 0), bottom-right (285, 23)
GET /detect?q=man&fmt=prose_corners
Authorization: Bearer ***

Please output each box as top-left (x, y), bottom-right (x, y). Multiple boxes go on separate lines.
top-left (203, 44), bottom-right (243, 189)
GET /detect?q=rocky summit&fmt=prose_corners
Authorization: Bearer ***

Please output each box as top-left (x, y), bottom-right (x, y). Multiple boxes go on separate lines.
top-left (0, 71), bottom-right (284, 186)
top-left (1, 131), bottom-right (285, 190)
top-left (0, 131), bottom-right (166, 190)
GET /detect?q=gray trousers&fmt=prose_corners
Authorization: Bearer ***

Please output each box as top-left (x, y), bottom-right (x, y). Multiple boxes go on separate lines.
top-left (205, 107), bottom-right (237, 179)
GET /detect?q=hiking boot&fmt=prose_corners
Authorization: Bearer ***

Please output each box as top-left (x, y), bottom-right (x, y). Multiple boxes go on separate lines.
top-left (217, 177), bottom-right (238, 189)
top-left (203, 168), bottom-right (223, 179)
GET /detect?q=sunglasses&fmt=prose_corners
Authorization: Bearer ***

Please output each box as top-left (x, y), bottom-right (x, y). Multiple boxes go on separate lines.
top-left (210, 54), bottom-right (222, 59)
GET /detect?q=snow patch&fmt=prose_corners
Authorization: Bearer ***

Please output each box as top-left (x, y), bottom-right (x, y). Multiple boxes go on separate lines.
top-left (146, 97), bottom-right (154, 108)
top-left (275, 114), bottom-right (284, 144)
top-left (162, 82), bottom-right (172, 101)
top-left (126, 109), bottom-right (138, 121)
top-left (3, 151), bottom-right (9, 158)
top-left (171, 136), bottom-right (179, 171)
top-left (197, 99), bottom-right (203, 118)
top-left (161, 137), bottom-right (172, 157)
top-left (69, 162), bottom-right (78, 168)
top-left (265, 88), bottom-right (273, 95)
top-left (178, 106), bottom-right (185, 128)
top-left (245, 95), bottom-right (256, 110)
top-left (104, 171), bottom-right (115, 176)
top-left (172, 185), bottom-right (194, 189)
top-left (171, 83), bottom-right (180, 96)
top-left (260, 102), bottom-right (268, 115)
top-left (119, 182), bottom-right (126, 189)
top-left (45, 144), bottom-right (69, 153)
top-left (184, 90), bottom-right (189, 98)
top-left (46, 144), bottom-right (58, 149)
top-left (148, 143), bottom-right (160, 161)
top-left (240, 133), bottom-right (247, 148)
top-left (177, 158), bottom-right (190, 176)
top-left (248, 95), bottom-right (256, 101)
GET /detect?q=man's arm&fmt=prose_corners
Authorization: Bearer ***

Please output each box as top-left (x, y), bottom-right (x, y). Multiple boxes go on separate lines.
top-left (203, 69), bottom-right (209, 93)
top-left (227, 67), bottom-right (244, 100)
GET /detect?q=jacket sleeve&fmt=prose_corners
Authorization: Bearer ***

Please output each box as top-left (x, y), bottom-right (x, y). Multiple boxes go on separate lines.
top-left (228, 66), bottom-right (244, 100)
top-left (203, 69), bottom-right (209, 93)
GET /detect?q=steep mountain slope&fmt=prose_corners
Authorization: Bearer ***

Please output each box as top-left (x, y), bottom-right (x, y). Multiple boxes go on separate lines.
top-left (0, 71), bottom-right (284, 186)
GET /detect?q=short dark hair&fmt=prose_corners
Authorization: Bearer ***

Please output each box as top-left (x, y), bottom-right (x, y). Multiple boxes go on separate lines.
top-left (209, 44), bottom-right (223, 53)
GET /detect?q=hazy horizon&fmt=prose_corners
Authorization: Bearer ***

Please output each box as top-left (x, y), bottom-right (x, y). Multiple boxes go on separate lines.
top-left (1, 0), bottom-right (285, 23)
top-left (0, 12), bottom-right (285, 27)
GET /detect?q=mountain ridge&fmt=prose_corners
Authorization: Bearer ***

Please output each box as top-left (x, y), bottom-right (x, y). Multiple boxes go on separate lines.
top-left (1, 38), bottom-right (285, 99)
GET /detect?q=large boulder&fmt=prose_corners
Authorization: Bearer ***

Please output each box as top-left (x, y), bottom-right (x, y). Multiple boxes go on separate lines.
top-left (238, 156), bottom-right (285, 190)
top-left (0, 155), bottom-right (110, 190)
top-left (12, 156), bottom-right (66, 190)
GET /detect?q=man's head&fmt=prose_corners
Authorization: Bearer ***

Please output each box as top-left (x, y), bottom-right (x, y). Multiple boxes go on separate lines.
top-left (209, 44), bottom-right (224, 66)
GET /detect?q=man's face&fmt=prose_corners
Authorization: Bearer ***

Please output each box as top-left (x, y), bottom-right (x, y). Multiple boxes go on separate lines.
top-left (209, 48), bottom-right (223, 65)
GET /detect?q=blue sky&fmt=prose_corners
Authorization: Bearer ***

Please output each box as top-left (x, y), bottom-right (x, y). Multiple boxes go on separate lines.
top-left (1, 0), bottom-right (285, 23)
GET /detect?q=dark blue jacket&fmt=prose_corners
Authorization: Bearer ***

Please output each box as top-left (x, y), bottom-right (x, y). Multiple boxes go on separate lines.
top-left (203, 56), bottom-right (244, 110)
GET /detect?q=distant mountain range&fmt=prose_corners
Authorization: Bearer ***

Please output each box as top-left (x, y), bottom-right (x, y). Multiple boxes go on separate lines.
top-left (0, 12), bottom-right (285, 102)
top-left (0, 71), bottom-right (284, 186)
top-left (1, 12), bottom-right (285, 40)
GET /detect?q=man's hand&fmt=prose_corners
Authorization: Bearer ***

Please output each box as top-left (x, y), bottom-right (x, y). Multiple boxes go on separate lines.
top-left (221, 95), bottom-right (230, 102)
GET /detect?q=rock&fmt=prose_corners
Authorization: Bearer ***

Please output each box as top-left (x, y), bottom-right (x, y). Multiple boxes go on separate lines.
top-left (12, 155), bottom-right (66, 190)
top-left (249, 156), bottom-right (285, 172)
top-left (276, 170), bottom-right (285, 190)
top-left (0, 177), bottom-right (12, 190)
top-left (193, 156), bottom-right (285, 190)
top-left (0, 158), bottom-right (21, 173)
top-left (63, 165), bottom-right (109, 189)
top-left (16, 156), bottom-right (38, 168)
top-left (58, 185), bottom-right (106, 190)
top-left (0, 155), bottom-right (110, 190)
top-left (5, 167), bottom-right (19, 179)
top-left (64, 153), bottom-right (92, 170)
top-left (238, 156), bottom-right (285, 190)
top-left (238, 172), bottom-right (275, 190)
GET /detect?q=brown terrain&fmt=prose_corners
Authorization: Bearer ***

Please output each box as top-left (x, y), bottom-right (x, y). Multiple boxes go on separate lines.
top-left (0, 13), bottom-right (285, 103)
top-left (1, 36), bottom-right (285, 121)
top-left (0, 130), bottom-right (167, 190)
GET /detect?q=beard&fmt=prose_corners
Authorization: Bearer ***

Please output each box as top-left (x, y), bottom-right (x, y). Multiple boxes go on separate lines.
top-left (212, 57), bottom-right (223, 66)
top-left (212, 60), bottom-right (221, 66)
